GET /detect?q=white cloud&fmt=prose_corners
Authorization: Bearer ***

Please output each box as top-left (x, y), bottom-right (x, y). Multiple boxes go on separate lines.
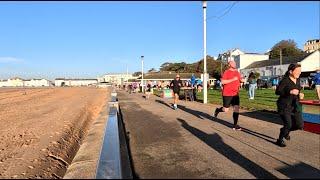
top-left (0, 57), bottom-right (24, 63)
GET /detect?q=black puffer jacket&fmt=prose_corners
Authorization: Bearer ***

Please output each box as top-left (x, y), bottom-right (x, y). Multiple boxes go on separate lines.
top-left (275, 76), bottom-right (301, 113)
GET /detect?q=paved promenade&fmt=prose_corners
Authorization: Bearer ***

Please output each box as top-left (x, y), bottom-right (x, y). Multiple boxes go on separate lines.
top-left (117, 90), bottom-right (320, 179)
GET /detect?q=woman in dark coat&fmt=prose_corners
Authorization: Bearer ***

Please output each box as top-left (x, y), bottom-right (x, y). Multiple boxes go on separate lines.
top-left (275, 63), bottom-right (304, 147)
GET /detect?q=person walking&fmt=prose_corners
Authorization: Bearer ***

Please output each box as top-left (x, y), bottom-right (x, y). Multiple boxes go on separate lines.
top-left (248, 72), bottom-right (257, 100)
top-left (170, 74), bottom-right (182, 110)
top-left (145, 81), bottom-right (152, 100)
top-left (313, 69), bottom-right (320, 101)
top-left (272, 77), bottom-right (279, 90)
top-left (275, 63), bottom-right (304, 147)
top-left (213, 60), bottom-right (244, 130)
top-left (191, 74), bottom-right (197, 101)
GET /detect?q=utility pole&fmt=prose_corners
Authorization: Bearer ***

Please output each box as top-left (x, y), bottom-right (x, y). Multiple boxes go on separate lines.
top-left (280, 49), bottom-right (282, 75)
top-left (141, 56), bottom-right (144, 93)
top-left (126, 64), bottom-right (129, 83)
top-left (203, 1), bottom-right (207, 104)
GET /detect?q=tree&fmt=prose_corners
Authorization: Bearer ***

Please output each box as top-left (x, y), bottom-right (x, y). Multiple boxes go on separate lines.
top-left (148, 68), bottom-right (157, 73)
top-left (269, 39), bottom-right (307, 59)
top-left (133, 71), bottom-right (142, 77)
top-left (159, 62), bottom-right (172, 71)
top-left (157, 55), bottom-right (228, 78)
top-left (254, 72), bottom-right (260, 79)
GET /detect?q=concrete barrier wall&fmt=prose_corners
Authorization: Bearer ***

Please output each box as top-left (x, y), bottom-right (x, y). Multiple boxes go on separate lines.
top-left (63, 90), bottom-right (111, 179)
top-left (63, 87), bottom-right (132, 179)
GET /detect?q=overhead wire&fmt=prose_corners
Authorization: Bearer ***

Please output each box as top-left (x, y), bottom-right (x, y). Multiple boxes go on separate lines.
top-left (206, 1), bottom-right (239, 21)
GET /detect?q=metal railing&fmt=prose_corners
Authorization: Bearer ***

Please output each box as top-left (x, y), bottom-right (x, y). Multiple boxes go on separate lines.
top-left (96, 90), bottom-right (132, 179)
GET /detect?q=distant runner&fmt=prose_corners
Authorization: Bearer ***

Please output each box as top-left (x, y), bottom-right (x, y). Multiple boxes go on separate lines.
top-left (170, 74), bottom-right (182, 110)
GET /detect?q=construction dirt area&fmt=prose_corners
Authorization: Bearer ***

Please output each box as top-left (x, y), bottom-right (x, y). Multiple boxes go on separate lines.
top-left (0, 87), bottom-right (109, 179)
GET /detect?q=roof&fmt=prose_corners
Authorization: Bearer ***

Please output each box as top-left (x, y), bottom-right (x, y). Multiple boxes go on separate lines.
top-left (240, 53), bottom-right (267, 55)
top-left (9, 77), bottom-right (25, 80)
top-left (306, 39), bottom-right (320, 43)
top-left (24, 79), bottom-right (48, 81)
top-left (55, 78), bottom-right (98, 81)
top-left (244, 53), bottom-right (311, 69)
top-left (137, 72), bottom-right (203, 80)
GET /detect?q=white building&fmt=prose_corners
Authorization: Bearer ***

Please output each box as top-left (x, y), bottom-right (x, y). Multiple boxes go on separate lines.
top-left (240, 50), bottom-right (320, 77)
top-left (101, 73), bottom-right (138, 85)
top-left (234, 53), bottom-right (269, 70)
top-left (0, 80), bottom-right (9, 87)
top-left (217, 48), bottom-right (245, 62)
top-left (0, 77), bottom-right (51, 87)
top-left (24, 79), bottom-right (51, 87)
top-left (8, 77), bottom-right (24, 87)
top-left (300, 50), bottom-right (320, 72)
top-left (304, 39), bottom-right (320, 53)
top-left (54, 78), bottom-right (98, 87)
top-left (0, 77), bottom-right (24, 87)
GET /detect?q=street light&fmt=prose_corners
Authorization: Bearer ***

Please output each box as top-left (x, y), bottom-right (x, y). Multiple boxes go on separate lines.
top-left (141, 56), bottom-right (144, 93)
top-left (203, 1), bottom-right (208, 104)
top-left (279, 49), bottom-right (283, 75)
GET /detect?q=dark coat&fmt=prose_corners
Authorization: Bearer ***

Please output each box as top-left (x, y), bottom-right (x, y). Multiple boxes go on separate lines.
top-left (275, 76), bottom-right (302, 114)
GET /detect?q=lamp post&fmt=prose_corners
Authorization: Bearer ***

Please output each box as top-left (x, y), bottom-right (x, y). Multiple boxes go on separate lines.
top-left (203, 1), bottom-right (208, 104)
top-left (279, 49), bottom-right (282, 75)
top-left (126, 64), bottom-right (129, 83)
top-left (141, 56), bottom-right (144, 93)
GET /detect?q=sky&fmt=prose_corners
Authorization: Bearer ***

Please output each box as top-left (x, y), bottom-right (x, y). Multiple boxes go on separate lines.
top-left (0, 1), bottom-right (319, 80)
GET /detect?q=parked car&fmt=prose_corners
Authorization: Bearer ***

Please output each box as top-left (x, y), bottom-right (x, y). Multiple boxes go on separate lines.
top-left (257, 78), bottom-right (272, 89)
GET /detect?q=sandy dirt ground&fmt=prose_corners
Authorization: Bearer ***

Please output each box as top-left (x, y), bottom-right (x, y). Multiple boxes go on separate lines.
top-left (0, 87), bottom-right (109, 179)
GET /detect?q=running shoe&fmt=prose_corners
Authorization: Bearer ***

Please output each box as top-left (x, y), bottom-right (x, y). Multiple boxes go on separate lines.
top-left (232, 125), bottom-right (242, 131)
top-left (284, 134), bottom-right (290, 141)
top-left (214, 108), bottom-right (219, 118)
top-left (276, 139), bottom-right (286, 147)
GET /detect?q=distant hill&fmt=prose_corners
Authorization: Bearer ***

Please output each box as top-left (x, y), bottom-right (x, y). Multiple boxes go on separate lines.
top-left (158, 55), bottom-right (228, 79)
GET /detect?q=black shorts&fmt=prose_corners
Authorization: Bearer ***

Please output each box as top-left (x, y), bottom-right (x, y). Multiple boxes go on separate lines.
top-left (223, 96), bottom-right (240, 108)
top-left (173, 88), bottom-right (180, 94)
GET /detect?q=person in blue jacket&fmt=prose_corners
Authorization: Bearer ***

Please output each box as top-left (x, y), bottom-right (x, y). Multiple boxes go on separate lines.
top-left (313, 70), bottom-right (320, 101)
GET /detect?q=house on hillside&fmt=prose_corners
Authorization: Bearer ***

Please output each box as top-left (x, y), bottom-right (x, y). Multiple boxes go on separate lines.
top-left (304, 39), bottom-right (320, 53)
top-left (217, 48), bottom-right (245, 62)
top-left (234, 53), bottom-right (269, 70)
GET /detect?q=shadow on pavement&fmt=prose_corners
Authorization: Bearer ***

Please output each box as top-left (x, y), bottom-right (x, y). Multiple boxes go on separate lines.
top-left (241, 111), bottom-right (282, 125)
top-left (155, 99), bottom-right (172, 109)
top-left (177, 118), bottom-right (277, 179)
top-left (276, 162), bottom-right (320, 179)
top-left (177, 105), bottom-right (276, 143)
top-left (178, 105), bottom-right (211, 120)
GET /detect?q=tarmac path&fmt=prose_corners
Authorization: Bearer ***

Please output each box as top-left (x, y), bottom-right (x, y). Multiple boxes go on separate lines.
top-left (118, 90), bottom-right (320, 179)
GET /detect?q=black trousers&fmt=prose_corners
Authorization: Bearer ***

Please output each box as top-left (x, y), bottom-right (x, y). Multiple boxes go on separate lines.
top-left (279, 111), bottom-right (304, 140)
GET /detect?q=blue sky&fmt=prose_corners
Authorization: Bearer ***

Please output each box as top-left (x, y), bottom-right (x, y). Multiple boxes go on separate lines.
top-left (0, 1), bottom-right (319, 80)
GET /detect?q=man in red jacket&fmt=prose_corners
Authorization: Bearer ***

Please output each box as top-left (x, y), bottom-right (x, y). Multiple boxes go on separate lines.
top-left (213, 60), bottom-right (244, 130)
